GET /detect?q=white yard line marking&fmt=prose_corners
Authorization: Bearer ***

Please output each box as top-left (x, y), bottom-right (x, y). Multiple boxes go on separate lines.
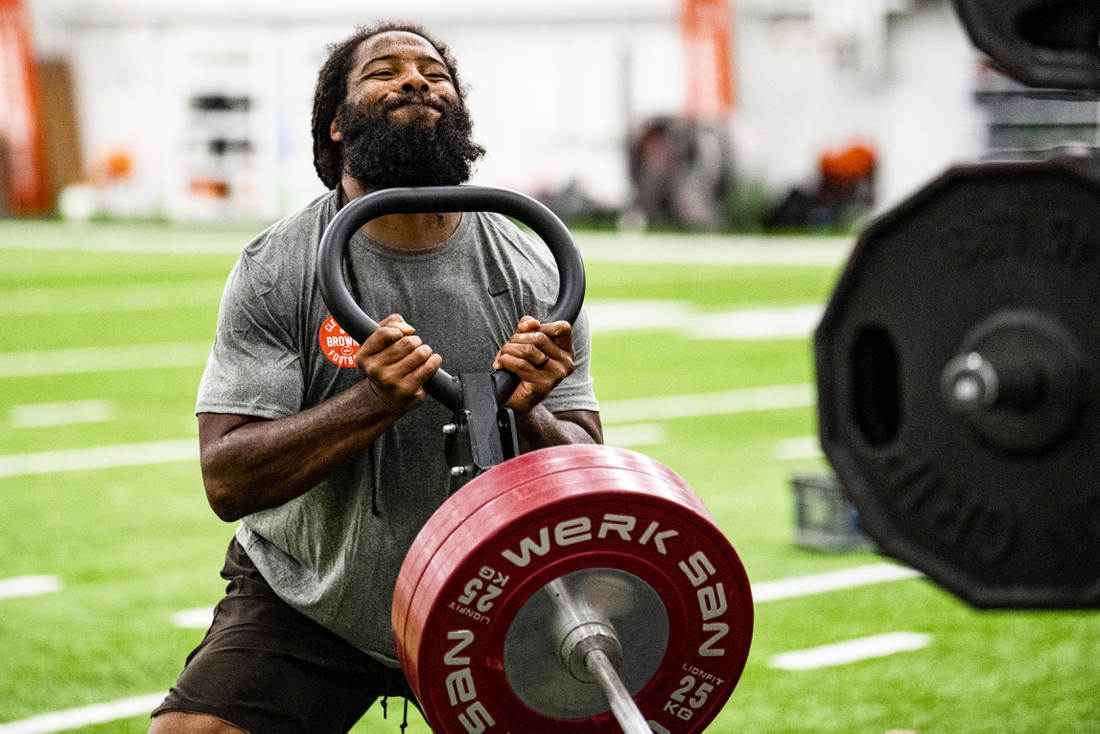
top-left (0, 342), bottom-right (211, 378)
top-left (0, 221), bottom-right (248, 254)
top-left (753, 563), bottom-right (923, 603)
top-left (586, 300), bottom-right (692, 333)
top-left (585, 301), bottom-right (823, 340)
top-left (171, 606), bottom-right (214, 629)
top-left (600, 384), bottom-right (814, 425)
top-left (0, 692), bottom-right (168, 734)
top-left (690, 304), bottom-right (823, 340)
top-left (770, 632), bottom-right (932, 671)
top-left (775, 436), bottom-right (824, 461)
top-left (0, 439), bottom-right (199, 480)
top-left (0, 281), bottom-right (225, 316)
top-left (0, 575), bottom-right (62, 600)
top-left (10, 400), bottom-right (115, 428)
top-left (576, 234), bottom-right (853, 266)
top-left (603, 423), bottom-right (667, 448)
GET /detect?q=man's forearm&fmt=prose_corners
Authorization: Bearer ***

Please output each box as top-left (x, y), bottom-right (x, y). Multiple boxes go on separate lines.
top-left (199, 381), bottom-right (406, 522)
top-left (512, 406), bottom-right (602, 453)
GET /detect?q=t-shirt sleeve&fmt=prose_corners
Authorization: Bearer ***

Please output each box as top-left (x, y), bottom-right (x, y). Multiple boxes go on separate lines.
top-left (196, 252), bottom-right (304, 419)
top-left (541, 305), bottom-right (600, 414)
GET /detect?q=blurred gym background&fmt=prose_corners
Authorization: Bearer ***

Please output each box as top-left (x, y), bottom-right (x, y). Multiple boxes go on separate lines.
top-left (4, 0), bottom-right (1083, 231)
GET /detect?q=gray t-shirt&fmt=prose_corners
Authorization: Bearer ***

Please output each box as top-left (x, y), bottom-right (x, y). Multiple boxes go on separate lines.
top-left (197, 190), bottom-right (598, 664)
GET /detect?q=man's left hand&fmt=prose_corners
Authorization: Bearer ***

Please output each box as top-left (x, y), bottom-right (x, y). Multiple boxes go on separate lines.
top-left (492, 316), bottom-right (574, 412)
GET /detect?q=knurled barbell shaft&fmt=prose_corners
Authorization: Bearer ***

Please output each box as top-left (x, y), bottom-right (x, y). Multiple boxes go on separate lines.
top-left (545, 578), bottom-right (650, 734)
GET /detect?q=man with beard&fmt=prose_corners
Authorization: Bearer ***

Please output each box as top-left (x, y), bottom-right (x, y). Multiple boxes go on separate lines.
top-left (149, 22), bottom-right (600, 734)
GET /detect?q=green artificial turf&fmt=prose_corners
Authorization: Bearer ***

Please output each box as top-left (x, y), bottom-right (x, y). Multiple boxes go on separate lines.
top-left (0, 220), bottom-right (1096, 733)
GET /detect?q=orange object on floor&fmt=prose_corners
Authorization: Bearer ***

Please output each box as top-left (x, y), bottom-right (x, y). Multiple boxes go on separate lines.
top-left (820, 144), bottom-right (877, 183)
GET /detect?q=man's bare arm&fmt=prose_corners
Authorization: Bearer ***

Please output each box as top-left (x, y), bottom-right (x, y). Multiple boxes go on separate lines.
top-left (493, 316), bottom-right (601, 452)
top-left (199, 384), bottom-right (401, 522)
top-left (513, 407), bottom-right (602, 453)
top-left (199, 315), bottom-right (440, 522)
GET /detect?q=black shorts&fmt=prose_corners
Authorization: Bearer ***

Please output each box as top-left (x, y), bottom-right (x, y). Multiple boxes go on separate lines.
top-left (153, 538), bottom-right (417, 733)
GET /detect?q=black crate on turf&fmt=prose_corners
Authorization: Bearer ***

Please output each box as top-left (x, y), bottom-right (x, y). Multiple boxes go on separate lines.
top-left (791, 472), bottom-right (870, 552)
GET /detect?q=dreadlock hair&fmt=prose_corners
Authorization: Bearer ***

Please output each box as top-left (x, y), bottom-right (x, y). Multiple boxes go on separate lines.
top-left (311, 21), bottom-right (468, 190)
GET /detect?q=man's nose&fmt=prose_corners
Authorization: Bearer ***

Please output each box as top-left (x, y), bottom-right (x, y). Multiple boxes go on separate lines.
top-left (399, 68), bottom-right (430, 93)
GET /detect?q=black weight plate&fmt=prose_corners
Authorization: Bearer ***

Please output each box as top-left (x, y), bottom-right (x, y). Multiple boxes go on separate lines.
top-left (953, 0), bottom-right (1100, 90)
top-left (816, 154), bottom-right (1100, 609)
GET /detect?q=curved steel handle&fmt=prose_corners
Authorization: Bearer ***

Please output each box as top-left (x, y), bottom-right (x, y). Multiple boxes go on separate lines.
top-left (316, 185), bottom-right (586, 412)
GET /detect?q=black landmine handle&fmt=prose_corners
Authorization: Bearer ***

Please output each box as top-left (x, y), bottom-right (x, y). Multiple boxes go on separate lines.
top-left (316, 185), bottom-right (586, 413)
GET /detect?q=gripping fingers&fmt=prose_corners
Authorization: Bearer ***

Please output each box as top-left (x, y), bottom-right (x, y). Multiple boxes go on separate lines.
top-left (497, 351), bottom-right (562, 377)
top-left (538, 320), bottom-right (573, 351)
top-left (374, 342), bottom-right (434, 383)
top-left (494, 341), bottom-right (551, 371)
top-left (494, 330), bottom-right (569, 369)
top-left (355, 314), bottom-right (441, 408)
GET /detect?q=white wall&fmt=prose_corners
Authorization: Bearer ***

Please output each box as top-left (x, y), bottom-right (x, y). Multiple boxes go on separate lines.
top-left (36, 2), bottom-right (686, 218)
top-left (735, 0), bottom-right (983, 211)
top-left (30, 0), bottom-right (986, 220)
top-left (877, 0), bottom-right (984, 211)
top-left (68, 26), bottom-right (162, 215)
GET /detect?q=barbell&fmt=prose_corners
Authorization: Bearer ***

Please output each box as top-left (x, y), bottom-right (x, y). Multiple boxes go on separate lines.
top-left (317, 187), bottom-right (754, 733)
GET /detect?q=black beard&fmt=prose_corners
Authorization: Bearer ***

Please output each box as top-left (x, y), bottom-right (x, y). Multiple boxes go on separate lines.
top-left (336, 92), bottom-right (485, 189)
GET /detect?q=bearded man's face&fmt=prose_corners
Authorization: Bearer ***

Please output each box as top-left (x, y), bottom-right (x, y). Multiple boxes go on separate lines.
top-left (334, 32), bottom-right (484, 190)
top-left (335, 90), bottom-right (484, 189)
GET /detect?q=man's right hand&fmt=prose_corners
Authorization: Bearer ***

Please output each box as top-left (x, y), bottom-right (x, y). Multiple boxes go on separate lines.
top-left (356, 314), bottom-right (443, 412)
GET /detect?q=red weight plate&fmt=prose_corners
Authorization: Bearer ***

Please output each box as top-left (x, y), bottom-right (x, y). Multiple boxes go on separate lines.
top-left (396, 453), bottom-right (753, 733)
top-left (393, 445), bottom-right (712, 674)
top-left (414, 494), bottom-right (750, 733)
top-left (394, 447), bottom-right (727, 698)
top-left (400, 466), bottom-right (697, 686)
top-left (396, 459), bottom-right (704, 677)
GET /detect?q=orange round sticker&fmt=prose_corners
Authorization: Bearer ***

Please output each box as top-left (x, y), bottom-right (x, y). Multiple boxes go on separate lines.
top-left (319, 316), bottom-right (361, 368)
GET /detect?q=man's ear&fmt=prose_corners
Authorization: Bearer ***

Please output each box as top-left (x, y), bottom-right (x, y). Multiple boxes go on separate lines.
top-left (330, 119), bottom-right (343, 143)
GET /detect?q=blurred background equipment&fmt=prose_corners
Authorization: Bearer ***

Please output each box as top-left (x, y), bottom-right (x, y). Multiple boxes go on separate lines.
top-left (186, 94), bottom-right (258, 219)
top-left (975, 60), bottom-right (1100, 154)
top-left (958, 0), bottom-right (1100, 161)
top-left (764, 141), bottom-right (876, 230)
top-left (625, 0), bottom-right (736, 232)
top-left (4, 0), bottom-right (1018, 225)
top-left (629, 116), bottom-right (735, 231)
top-left (0, 0), bottom-right (50, 215)
top-left (791, 472), bottom-right (870, 552)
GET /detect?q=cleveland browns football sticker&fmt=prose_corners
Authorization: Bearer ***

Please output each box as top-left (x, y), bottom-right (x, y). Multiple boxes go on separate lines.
top-left (319, 316), bottom-right (360, 368)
